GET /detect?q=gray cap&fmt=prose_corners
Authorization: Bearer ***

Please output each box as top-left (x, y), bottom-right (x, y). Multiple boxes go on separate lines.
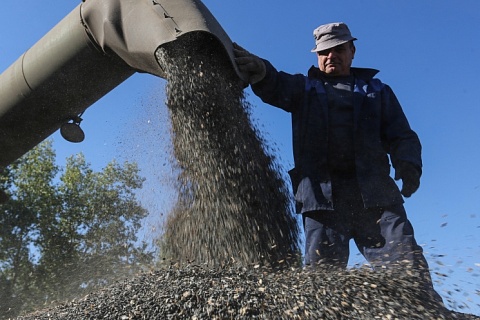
top-left (311, 22), bottom-right (357, 52)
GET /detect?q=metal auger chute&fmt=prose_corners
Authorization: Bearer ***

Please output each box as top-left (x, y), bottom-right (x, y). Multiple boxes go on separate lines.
top-left (0, 0), bottom-right (245, 169)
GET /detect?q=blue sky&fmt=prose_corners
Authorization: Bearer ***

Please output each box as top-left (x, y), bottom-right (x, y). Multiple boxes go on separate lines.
top-left (1, 0), bottom-right (479, 315)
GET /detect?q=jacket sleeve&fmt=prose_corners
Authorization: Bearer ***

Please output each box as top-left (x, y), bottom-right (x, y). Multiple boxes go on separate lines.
top-left (251, 60), bottom-right (306, 113)
top-left (381, 84), bottom-right (422, 173)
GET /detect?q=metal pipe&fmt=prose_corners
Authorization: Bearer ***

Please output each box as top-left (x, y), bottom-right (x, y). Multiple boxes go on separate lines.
top-left (0, 0), bottom-right (243, 168)
top-left (0, 4), bottom-right (134, 168)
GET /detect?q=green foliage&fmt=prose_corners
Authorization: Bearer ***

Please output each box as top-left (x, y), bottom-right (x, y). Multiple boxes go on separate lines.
top-left (0, 140), bottom-right (153, 318)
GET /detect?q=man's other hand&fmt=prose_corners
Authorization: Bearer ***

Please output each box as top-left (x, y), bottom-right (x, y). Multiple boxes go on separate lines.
top-left (394, 161), bottom-right (421, 198)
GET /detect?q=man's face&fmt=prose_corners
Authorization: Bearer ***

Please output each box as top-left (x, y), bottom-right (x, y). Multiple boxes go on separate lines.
top-left (316, 42), bottom-right (356, 76)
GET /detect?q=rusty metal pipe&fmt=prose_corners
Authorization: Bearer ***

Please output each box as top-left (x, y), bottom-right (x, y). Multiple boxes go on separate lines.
top-left (0, 0), bottom-right (244, 168)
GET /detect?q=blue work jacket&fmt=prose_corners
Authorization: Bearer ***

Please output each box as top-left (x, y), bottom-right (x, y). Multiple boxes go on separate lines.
top-left (252, 61), bottom-right (422, 212)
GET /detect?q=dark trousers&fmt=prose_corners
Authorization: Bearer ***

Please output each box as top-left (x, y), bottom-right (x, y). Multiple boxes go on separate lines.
top-left (303, 205), bottom-right (427, 268)
top-left (302, 176), bottom-right (442, 302)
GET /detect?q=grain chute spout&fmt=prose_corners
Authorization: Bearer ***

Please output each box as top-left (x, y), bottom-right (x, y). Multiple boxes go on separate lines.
top-left (0, 0), bottom-right (244, 169)
top-left (81, 0), bottom-right (244, 79)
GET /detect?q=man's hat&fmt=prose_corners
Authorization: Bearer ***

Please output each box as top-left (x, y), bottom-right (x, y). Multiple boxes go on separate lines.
top-left (311, 22), bottom-right (357, 52)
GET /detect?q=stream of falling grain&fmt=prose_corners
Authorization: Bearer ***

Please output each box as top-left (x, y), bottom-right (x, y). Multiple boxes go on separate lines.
top-left (156, 34), bottom-right (300, 267)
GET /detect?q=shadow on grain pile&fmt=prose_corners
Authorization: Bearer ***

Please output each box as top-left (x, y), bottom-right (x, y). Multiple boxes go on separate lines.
top-left (16, 34), bottom-right (480, 319)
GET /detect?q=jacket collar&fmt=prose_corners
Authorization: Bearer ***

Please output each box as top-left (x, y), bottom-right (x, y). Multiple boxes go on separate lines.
top-left (307, 66), bottom-right (379, 81)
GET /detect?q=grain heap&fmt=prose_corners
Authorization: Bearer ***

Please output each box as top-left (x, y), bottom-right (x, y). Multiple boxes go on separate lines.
top-left (17, 264), bottom-right (479, 319)
top-left (156, 34), bottom-right (300, 267)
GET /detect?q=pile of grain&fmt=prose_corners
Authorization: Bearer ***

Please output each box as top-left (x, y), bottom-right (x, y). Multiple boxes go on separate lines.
top-left (17, 264), bottom-right (478, 319)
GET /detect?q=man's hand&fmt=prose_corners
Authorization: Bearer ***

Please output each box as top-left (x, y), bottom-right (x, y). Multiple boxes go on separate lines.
top-left (394, 161), bottom-right (421, 197)
top-left (233, 43), bottom-right (266, 85)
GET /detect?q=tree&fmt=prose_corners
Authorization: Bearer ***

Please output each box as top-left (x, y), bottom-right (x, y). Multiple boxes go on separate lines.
top-left (0, 140), bottom-right (153, 318)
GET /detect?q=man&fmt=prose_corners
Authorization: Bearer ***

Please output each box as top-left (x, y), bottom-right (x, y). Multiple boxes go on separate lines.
top-left (234, 22), bottom-right (441, 302)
